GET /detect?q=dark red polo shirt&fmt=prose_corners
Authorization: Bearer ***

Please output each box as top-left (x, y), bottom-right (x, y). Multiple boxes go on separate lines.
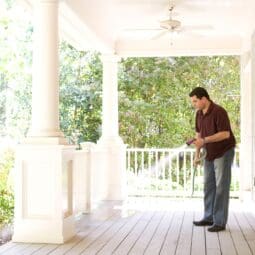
top-left (195, 101), bottom-right (236, 161)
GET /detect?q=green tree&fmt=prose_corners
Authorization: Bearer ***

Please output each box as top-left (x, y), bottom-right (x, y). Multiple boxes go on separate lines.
top-left (0, 1), bottom-right (32, 140)
top-left (59, 42), bottom-right (102, 143)
top-left (119, 56), bottom-right (240, 148)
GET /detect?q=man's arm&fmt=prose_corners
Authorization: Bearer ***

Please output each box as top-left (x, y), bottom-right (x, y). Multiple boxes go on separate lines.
top-left (204, 131), bottom-right (230, 143)
top-left (194, 131), bottom-right (230, 149)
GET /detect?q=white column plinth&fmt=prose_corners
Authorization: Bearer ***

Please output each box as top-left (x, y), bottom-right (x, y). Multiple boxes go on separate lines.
top-left (12, 145), bottom-right (76, 243)
top-left (96, 142), bottom-right (127, 201)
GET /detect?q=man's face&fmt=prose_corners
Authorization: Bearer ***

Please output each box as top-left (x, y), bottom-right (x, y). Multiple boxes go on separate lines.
top-left (190, 95), bottom-right (205, 110)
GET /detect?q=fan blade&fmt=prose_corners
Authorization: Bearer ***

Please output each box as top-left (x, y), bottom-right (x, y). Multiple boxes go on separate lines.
top-left (150, 30), bottom-right (168, 40)
top-left (122, 28), bottom-right (162, 32)
top-left (181, 25), bottom-right (214, 32)
top-left (179, 25), bottom-right (214, 36)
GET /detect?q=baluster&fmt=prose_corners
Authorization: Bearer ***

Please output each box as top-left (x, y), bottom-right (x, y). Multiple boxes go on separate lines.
top-left (177, 153), bottom-right (180, 196)
top-left (168, 150), bottom-right (172, 192)
top-left (183, 150), bottom-right (187, 195)
top-left (162, 151), bottom-right (166, 196)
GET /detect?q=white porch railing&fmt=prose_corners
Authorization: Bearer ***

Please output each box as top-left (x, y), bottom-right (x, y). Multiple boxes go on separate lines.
top-left (126, 147), bottom-right (240, 198)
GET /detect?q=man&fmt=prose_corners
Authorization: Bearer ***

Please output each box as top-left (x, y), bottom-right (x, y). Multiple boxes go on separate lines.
top-left (189, 87), bottom-right (236, 232)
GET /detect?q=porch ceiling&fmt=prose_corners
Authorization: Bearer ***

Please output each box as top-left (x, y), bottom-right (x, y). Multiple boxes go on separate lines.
top-left (25, 0), bottom-right (255, 56)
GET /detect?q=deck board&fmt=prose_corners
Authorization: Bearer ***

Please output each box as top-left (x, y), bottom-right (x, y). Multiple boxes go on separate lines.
top-left (80, 213), bottom-right (130, 255)
top-left (128, 211), bottom-right (164, 255)
top-left (97, 212), bottom-right (143, 255)
top-left (160, 210), bottom-right (185, 255)
top-left (2, 198), bottom-right (255, 254)
top-left (234, 211), bottom-right (255, 254)
top-left (144, 211), bottom-right (174, 255)
top-left (218, 228), bottom-right (237, 255)
top-left (228, 212), bottom-right (252, 255)
top-left (191, 211), bottom-right (206, 255)
top-left (175, 211), bottom-right (193, 255)
top-left (65, 212), bottom-right (122, 255)
top-left (113, 211), bottom-right (155, 255)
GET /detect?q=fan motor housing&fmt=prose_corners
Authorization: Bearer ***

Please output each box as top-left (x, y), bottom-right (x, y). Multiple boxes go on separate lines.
top-left (160, 19), bottom-right (181, 30)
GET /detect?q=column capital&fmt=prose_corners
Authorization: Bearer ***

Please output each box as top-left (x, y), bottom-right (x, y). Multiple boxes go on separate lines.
top-left (100, 54), bottom-right (121, 64)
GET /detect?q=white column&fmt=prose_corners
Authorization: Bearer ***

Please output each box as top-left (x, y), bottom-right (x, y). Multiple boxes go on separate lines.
top-left (240, 32), bottom-right (255, 201)
top-left (13, 0), bottom-right (75, 243)
top-left (99, 55), bottom-right (123, 144)
top-left (97, 54), bottom-right (127, 201)
top-left (27, 0), bottom-right (66, 144)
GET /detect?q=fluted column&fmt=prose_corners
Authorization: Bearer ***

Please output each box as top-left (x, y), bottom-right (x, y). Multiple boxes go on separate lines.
top-left (27, 0), bottom-right (65, 144)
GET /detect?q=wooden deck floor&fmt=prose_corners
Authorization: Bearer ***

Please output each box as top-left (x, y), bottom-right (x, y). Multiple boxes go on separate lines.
top-left (1, 198), bottom-right (255, 255)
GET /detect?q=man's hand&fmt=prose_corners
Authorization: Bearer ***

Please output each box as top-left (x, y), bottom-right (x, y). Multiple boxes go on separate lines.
top-left (193, 137), bottom-right (204, 149)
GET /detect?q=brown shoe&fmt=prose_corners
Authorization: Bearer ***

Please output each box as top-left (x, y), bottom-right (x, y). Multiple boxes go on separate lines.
top-left (193, 220), bottom-right (213, 226)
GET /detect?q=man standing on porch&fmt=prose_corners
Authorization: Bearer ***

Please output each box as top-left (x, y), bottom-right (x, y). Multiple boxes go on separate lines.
top-left (189, 87), bottom-right (236, 232)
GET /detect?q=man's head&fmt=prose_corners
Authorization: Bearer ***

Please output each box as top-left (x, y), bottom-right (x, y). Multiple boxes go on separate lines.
top-left (189, 87), bottom-right (210, 110)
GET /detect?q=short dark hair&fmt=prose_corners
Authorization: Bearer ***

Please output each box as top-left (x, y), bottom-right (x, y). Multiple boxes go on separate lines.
top-left (189, 87), bottom-right (210, 100)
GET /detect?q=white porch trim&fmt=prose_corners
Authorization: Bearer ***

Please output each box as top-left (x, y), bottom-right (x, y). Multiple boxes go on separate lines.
top-left (240, 32), bottom-right (255, 201)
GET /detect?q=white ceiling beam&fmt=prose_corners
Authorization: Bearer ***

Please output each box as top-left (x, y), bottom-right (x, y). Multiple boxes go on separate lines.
top-left (59, 3), bottom-right (114, 53)
top-left (62, 1), bottom-right (115, 54)
top-left (115, 36), bottom-right (242, 57)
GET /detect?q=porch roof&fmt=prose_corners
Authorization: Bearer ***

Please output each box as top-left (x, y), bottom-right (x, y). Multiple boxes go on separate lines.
top-left (21, 0), bottom-right (255, 57)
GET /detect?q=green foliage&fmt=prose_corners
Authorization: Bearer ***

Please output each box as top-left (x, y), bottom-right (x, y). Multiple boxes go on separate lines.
top-left (0, 149), bottom-right (15, 225)
top-left (0, 190), bottom-right (14, 225)
top-left (0, 149), bottom-right (14, 191)
top-left (0, 1), bottom-right (32, 140)
top-left (59, 42), bottom-right (102, 143)
top-left (119, 56), bottom-right (240, 148)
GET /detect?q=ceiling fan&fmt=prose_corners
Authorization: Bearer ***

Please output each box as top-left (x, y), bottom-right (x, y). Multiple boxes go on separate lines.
top-left (121, 1), bottom-right (213, 42)
top-left (159, 4), bottom-right (181, 32)
top-left (151, 2), bottom-right (213, 40)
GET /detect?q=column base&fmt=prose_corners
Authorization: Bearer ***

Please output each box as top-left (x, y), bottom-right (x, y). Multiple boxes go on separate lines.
top-left (95, 136), bottom-right (127, 201)
top-left (12, 216), bottom-right (75, 244)
top-left (13, 144), bottom-right (76, 244)
top-left (26, 128), bottom-right (68, 145)
top-left (97, 135), bottom-right (125, 147)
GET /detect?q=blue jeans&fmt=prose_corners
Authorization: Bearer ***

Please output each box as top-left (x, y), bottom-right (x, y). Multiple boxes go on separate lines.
top-left (202, 147), bottom-right (235, 226)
